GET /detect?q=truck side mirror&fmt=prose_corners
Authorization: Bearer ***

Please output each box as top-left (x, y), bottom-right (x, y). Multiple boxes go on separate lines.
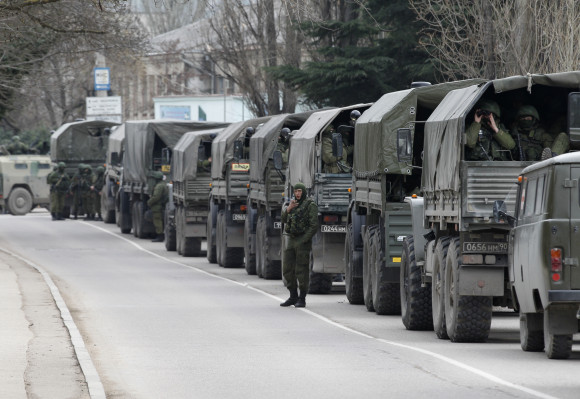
top-left (397, 128), bottom-right (413, 163)
top-left (332, 132), bottom-right (343, 158)
top-left (493, 200), bottom-right (516, 228)
top-left (568, 92), bottom-right (580, 146)
top-left (273, 150), bottom-right (283, 170)
top-left (111, 151), bottom-right (121, 166)
top-left (233, 139), bottom-right (244, 159)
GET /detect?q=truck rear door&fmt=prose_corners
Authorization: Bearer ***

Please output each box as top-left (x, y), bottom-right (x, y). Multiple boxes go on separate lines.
top-left (570, 166), bottom-right (580, 289)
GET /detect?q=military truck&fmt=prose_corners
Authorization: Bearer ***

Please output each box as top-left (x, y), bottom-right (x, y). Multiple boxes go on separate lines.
top-left (245, 111), bottom-right (318, 279)
top-left (207, 117), bottom-right (272, 267)
top-left (101, 124), bottom-right (124, 224)
top-left (346, 81), bottom-right (481, 315)
top-left (0, 155), bottom-right (52, 215)
top-left (119, 120), bottom-right (227, 238)
top-left (284, 105), bottom-right (371, 294)
top-left (401, 72), bottom-right (580, 342)
top-left (169, 127), bottom-right (227, 256)
top-left (493, 150), bottom-right (580, 359)
top-left (50, 120), bottom-right (118, 216)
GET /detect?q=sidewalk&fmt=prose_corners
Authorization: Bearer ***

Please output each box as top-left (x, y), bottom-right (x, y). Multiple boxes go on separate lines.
top-left (0, 250), bottom-right (90, 398)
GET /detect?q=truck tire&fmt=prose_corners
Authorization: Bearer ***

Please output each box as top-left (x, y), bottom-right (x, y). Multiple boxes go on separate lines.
top-left (362, 226), bottom-right (377, 312)
top-left (432, 237), bottom-right (450, 340)
top-left (176, 206), bottom-right (184, 255)
top-left (401, 236), bottom-right (433, 331)
top-left (444, 237), bottom-right (492, 343)
top-left (262, 216), bottom-right (281, 279)
top-left (244, 213), bottom-right (256, 275)
top-left (8, 187), bottom-right (33, 215)
top-left (308, 253), bottom-right (332, 294)
top-left (544, 310), bottom-right (573, 359)
top-left (119, 189), bottom-right (131, 234)
top-left (132, 201), bottom-right (141, 238)
top-left (345, 224), bottom-right (363, 304)
top-left (372, 228), bottom-right (400, 315)
top-left (255, 216), bottom-right (264, 277)
top-left (520, 313), bottom-right (544, 352)
top-left (206, 202), bottom-right (217, 263)
top-left (183, 238), bottom-right (202, 257)
top-left (216, 210), bottom-right (225, 266)
top-left (165, 205), bottom-right (176, 252)
top-left (102, 183), bottom-right (115, 223)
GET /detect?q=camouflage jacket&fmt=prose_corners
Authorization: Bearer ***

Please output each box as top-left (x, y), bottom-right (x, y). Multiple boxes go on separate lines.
top-left (281, 197), bottom-right (318, 244)
top-left (465, 121), bottom-right (515, 161)
top-left (147, 181), bottom-right (168, 212)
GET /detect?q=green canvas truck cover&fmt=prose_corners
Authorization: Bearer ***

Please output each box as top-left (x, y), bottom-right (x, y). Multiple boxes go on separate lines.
top-left (210, 116), bottom-right (272, 180)
top-left (172, 127), bottom-right (227, 182)
top-left (249, 111), bottom-right (319, 183)
top-left (422, 71), bottom-right (580, 193)
top-left (106, 124), bottom-right (125, 166)
top-left (124, 120), bottom-right (228, 183)
top-left (50, 120), bottom-right (119, 163)
top-left (353, 80), bottom-right (484, 178)
top-left (288, 105), bottom-right (365, 188)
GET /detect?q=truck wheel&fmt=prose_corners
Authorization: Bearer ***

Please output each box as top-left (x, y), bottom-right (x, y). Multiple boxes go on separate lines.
top-left (119, 189), bottom-right (131, 234)
top-left (308, 253), bottom-right (332, 294)
top-left (176, 206), bottom-right (183, 255)
top-left (132, 201), bottom-right (141, 238)
top-left (183, 238), bottom-right (202, 257)
top-left (444, 237), bottom-right (492, 343)
top-left (544, 310), bottom-right (573, 359)
top-left (206, 203), bottom-right (217, 263)
top-left (8, 187), bottom-right (33, 215)
top-left (244, 213), bottom-right (256, 275)
top-left (255, 216), bottom-right (264, 277)
top-left (216, 210), bottom-right (225, 266)
top-left (165, 205), bottom-right (176, 252)
top-left (372, 228), bottom-right (400, 315)
top-left (432, 237), bottom-right (450, 339)
top-left (401, 236), bottom-right (433, 330)
top-left (102, 185), bottom-right (115, 224)
top-left (362, 226), bottom-right (376, 312)
top-left (520, 313), bottom-right (544, 352)
top-left (345, 224), bottom-right (363, 304)
top-left (262, 218), bottom-right (281, 279)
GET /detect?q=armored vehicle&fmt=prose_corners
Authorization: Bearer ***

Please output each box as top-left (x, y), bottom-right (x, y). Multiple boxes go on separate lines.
top-left (101, 124), bottom-right (124, 224)
top-left (494, 151), bottom-right (580, 359)
top-left (245, 111), bottom-right (317, 279)
top-left (207, 117), bottom-right (272, 267)
top-left (347, 81), bottom-right (479, 315)
top-left (119, 120), bottom-right (227, 238)
top-left (50, 120), bottom-right (118, 216)
top-left (285, 104), bottom-right (371, 293)
top-left (0, 155), bottom-right (52, 215)
top-left (402, 72), bottom-right (580, 342)
top-left (169, 127), bottom-right (227, 256)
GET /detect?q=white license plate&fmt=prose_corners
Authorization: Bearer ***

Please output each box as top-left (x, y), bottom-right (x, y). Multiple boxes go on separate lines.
top-left (321, 224), bottom-right (346, 233)
top-left (232, 213), bottom-right (246, 221)
top-left (462, 242), bottom-right (508, 253)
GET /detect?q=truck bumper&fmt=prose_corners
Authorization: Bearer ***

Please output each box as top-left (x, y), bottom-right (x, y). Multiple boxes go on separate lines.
top-left (459, 266), bottom-right (504, 296)
top-left (548, 290), bottom-right (580, 303)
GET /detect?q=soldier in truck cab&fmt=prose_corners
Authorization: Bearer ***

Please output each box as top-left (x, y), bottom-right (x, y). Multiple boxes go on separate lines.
top-left (465, 100), bottom-right (515, 161)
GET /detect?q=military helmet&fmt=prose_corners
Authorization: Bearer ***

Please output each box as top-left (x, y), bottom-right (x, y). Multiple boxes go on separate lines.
top-left (293, 182), bottom-right (306, 192)
top-left (245, 127), bottom-right (255, 137)
top-left (516, 105), bottom-right (540, 121)
top-left (152, 171), bottom-right (164, 180)
top-left (478, 100), bottom-right (501, 118)
top-left (58, 162), bottom-right (66, 169)
top-left (12, 135), bottom-right (20, 141)
top-left (350, 110), bottom-right (361, 121)
top-left (280, 127), bottom-right (291, 139)
top-left (96, 166), bottom-right (105, 174)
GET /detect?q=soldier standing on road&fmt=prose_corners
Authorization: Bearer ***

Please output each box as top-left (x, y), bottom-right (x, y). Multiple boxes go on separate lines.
top-left (92, 166), bottom-right (105, 221)
top-left (48, 162), bottom-right (70, 220)
top-left (465, 100), bottom-right (515, 161)
top-left (81, 165), bottom-right (95, 220)
top-left (148, 171), bottom-right (168, 242)
top-left (280, 182), bottom-right (318, 308)
top-left (69, 164), bottom-right (86, 220)
top-left (47, 165), bottom-right (58, 220)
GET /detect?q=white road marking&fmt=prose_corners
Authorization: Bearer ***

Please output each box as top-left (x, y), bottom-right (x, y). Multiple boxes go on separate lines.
top-left (87, 223), bottom-right (561, 399)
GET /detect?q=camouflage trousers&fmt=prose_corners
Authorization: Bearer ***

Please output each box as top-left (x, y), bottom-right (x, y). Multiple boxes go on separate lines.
top-left (551, 132), bottom-right (570, 155)
top-left (152, 210), bottom-right (164, 234)
top-left (51, 191), bottom-right (66, 214)
top-left (282, 235), bottom-right (311, 293)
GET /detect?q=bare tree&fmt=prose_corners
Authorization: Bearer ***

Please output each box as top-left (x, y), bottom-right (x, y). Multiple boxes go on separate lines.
top-left (410, 0), bottom-right (580, 79)
top-left (132, 0), bottom-right (204, 35)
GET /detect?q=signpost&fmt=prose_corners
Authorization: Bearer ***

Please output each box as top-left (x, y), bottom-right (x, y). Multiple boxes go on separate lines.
top-left (86, 96), bottom-right (122, 123)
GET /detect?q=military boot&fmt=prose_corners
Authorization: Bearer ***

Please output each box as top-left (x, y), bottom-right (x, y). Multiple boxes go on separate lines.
top-left (280, 289), bottom-right (298, 307)
top-left (56, 213), bottom-right (65, 221)
top-left (51, 212), bottom-right (56, 220)
top-left (152, 234), bottom-right (165, 242)
top-left (294, 291), bottom-right (307, 308)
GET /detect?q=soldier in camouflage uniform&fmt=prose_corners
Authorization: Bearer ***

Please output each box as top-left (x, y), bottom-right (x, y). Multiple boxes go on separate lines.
top-left (81, 165), bottom-right (95, 220)
top-left (277, 127), bottom-right (291, 163)
top-left (47, 165), bottom-right (58, 219)
top-left (6, 136), bottom-right (29, 155)
top-left (70, 164), bottom-right (87, 219)
top-left (48, 162), bottom-right (70, 220)
top-left (280, 182), bottom-right (318, 308)
top-left (465, 100), bottom-right (515, 161)
top-left (510, 105), bottom-right (570, 161)
top-left (92, 166), bottom-right (105, 221)
top-left (322, 125), bottom-right (354, 173)
top-left (147, 171), bottom-right (168, 242)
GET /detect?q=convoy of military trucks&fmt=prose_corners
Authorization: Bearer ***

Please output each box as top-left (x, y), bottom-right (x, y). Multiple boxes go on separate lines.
top-left (4, 71), bottom-right (578, 359)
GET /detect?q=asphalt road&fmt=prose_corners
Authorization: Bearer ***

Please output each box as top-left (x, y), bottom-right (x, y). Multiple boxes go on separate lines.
top-left (1, 211), bottom-right (579, 399)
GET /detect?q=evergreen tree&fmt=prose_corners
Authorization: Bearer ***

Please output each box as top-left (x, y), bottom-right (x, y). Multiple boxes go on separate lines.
top-left (268, 0), bottom-right (436, 107)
